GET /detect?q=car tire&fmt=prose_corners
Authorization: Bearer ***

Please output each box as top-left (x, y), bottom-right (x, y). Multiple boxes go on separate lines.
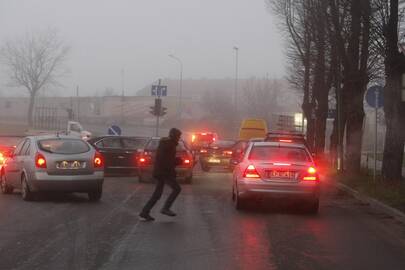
top-left (306, 198), bottom-right (319, 214)
top-left (1, 173), bottom-right (13, 194)
top-left (184, 175), bottom-right (193, 184)
top-left (201, 163), bottom-right (210, 172)
top-left (234, 188), bottom-right (245, 210)
top-left (21, 175), bottom-right (34, 201)
top-left (88, 187), bottom-right (102, 202)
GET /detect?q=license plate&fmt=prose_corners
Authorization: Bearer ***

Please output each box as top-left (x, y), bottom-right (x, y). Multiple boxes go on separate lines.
top-left (208, 158), bottom-right (221, 164)
top-left (267, 170), bottom-right (295, 179)
top-left (56, 161), bottom-right (85, 169)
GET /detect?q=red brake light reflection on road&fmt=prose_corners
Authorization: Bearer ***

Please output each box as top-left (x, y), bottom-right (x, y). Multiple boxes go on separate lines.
top-left (35, 153), bottom-right (47, 169)
top-left (243, 165), bottom-right (260, 178)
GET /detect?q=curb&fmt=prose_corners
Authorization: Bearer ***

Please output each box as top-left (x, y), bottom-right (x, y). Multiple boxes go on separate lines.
top-left (336, 182), bottom-right (405, 224)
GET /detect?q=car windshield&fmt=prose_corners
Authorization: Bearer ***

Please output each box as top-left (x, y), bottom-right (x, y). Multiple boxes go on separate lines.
top-left (249, 146), bottom-right (311, 162)
top-left (38, 139), bottom-right (90, 154)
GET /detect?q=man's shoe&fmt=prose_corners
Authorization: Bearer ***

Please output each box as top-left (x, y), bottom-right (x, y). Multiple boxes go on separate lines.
top-left (139, 213), bottom-right (155, 221)
top-left (160, 209), bottom-right (177, 217)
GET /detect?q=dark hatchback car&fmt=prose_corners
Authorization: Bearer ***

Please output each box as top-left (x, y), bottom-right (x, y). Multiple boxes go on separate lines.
top-left (88, 136), bottom-right (148, 175)
top-left (199, 140), bottom-right (236, 172)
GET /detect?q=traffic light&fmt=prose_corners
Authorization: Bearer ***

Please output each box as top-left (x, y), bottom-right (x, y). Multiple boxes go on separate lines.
top-left (160, 107), bottom-right (167, 116)
top-left (149, 98), bottom-right (167, 116)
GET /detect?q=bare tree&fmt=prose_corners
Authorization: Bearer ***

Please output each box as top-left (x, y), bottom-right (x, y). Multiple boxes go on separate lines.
top-left (241, 78), bottom-right (280, 121)
top-left (0, 29), bottom-right (70, 127)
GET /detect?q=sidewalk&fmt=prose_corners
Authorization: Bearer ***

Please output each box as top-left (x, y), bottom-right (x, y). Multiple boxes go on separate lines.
top-left (333, 173), bottom-right (405, 224)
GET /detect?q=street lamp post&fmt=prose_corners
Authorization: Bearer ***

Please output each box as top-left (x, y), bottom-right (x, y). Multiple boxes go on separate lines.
top-left (169, 54), bottom-right (183, 125)
top-left (121, 68), bottom-right (125, 125)
top-left (233, 46), bottom-right (239, 109)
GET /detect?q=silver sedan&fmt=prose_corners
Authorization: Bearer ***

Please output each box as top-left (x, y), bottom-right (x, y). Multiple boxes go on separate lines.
top-left (0, 135), bottom-right (104, 201)
top-left (232, 141), bottom-right (320, 213)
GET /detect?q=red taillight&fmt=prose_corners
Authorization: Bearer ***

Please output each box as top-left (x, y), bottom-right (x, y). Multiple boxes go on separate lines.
top-left (35, 153), bottom-right (47, 169)
top-left (139, 157), bottom-right (146, 163)
top-left (243, 164), bottom-right (260, 178)
top-left (303, 166), bottom-right (318, 181)
top-left (223, 150), bottom-right (233, 156)
top-left (94, 152), bottom-right (103, 168)
top-left (192, 134), bottom-right (196, 142)
top-left (279, 139), bottom-right (292, 143)
top-left (184, 159), bottom-right (191, 164)
top-left (200, 149), bottom-right (207, 153)
top-left (0, 153), bottom-right (4, 164)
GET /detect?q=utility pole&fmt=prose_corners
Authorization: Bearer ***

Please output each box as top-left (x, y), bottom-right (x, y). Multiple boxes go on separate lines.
top-left (76, 85), bottom-right (80, 122)
top-left (155, 79), bottom-right (162, 137)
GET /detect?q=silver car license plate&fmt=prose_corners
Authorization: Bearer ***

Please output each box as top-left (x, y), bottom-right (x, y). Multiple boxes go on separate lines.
top-left (56, 161), bottom-right (86, 169)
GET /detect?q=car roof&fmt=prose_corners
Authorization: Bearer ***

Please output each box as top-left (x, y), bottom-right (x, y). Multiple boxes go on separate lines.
top-left (27, 134), bottom-right (84, 141)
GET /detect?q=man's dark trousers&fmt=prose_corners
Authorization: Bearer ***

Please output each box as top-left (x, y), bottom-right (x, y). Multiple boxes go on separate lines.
top-left (141, 176), bottom-right (181, 215)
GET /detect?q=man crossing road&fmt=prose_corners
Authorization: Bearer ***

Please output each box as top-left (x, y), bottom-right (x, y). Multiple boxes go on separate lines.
top-left (139, 128), bottom-right (182, 221)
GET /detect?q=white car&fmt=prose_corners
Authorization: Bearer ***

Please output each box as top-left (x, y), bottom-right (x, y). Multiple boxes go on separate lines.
top-left (232, 141), bottom-right (320, 213)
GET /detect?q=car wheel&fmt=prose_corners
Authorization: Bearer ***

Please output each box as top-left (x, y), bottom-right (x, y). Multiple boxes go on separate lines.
top-left (1, 173), bottom-right (13, 194)
top-left (21, 175), bottom-right (34, 201)
top-left (184, 175), bottom-right (193, 184)
top-left (88, 187), bottom-right (102, 202)
top-left (234, 188), bottom-right (245, 210)
top-left (201, 164), bottom-right (210, 172)
top-left (306, 198), bottom-right (319, 214)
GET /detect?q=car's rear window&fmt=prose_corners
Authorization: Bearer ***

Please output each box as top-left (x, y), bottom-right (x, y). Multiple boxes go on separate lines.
top-left (38, 139), bottom-right (90, 154)
top-left (211, 140), bottom-right (235, 148)
top-left (146, 139), bottom-right (187, 151)
top-left (122, 138), bottom-right (148, 149)
top-left (249, 146), bottom-right (310, 162)
top-left (196, 134), bottom-right (214, 142)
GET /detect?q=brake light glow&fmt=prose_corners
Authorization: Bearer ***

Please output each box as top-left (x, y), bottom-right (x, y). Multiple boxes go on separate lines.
top-left (0, 153), bottom-right (4, 164)
top-left (303, 166), bottom-right (318, 181)
top-left (139, 157), bottom-right (146, 163)
top-left (243, 164), bottom-right (260, 178)
top-left (200, 149), bottom-right (207, 153)
top-left (35, 153), bottom-right (47, 169)
top-left (212, 137), bottom-right (216, 142)
top-left (184, 159), bottom-right (191, 164)
top-left (279, 139), bottom-right (293, 143)
top-left (192, 134), bottom-right (196, 142)
top-left (201, 133), bottom-right (207, 135)
top-left (94, 152), bottom-right (103, 168)
top-left (273, 162), bottom-right (291, 166)
top-left (223, 150), bottom-right (233, 155)
top-left (308, 166), bottom-right (316, 174)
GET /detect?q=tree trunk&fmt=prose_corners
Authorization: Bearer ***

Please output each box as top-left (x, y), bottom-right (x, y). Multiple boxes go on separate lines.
top-left (27, 93), bottom-right (36, 127)
top-left (381, 0), bottom-right (405, 182)
top-left (344, 85), bottom-right (365, 174)
top-left (382, 70), bottom-right (405, 181)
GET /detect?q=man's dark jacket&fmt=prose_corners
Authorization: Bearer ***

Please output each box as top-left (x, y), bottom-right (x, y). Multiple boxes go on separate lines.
top-left (153, 137), bottom-right (179, 178)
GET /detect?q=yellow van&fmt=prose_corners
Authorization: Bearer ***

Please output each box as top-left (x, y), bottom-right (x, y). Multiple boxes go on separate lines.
top-left (238, 119), bottom-right (268, 140)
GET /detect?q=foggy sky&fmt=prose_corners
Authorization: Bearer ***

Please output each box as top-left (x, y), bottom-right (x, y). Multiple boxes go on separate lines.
top-left (0, 0), bottom-right (285, 97)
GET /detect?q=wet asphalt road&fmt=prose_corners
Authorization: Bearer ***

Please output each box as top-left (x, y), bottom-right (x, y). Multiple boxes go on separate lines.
top-left (0, 169), bottom-right (405, 270)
